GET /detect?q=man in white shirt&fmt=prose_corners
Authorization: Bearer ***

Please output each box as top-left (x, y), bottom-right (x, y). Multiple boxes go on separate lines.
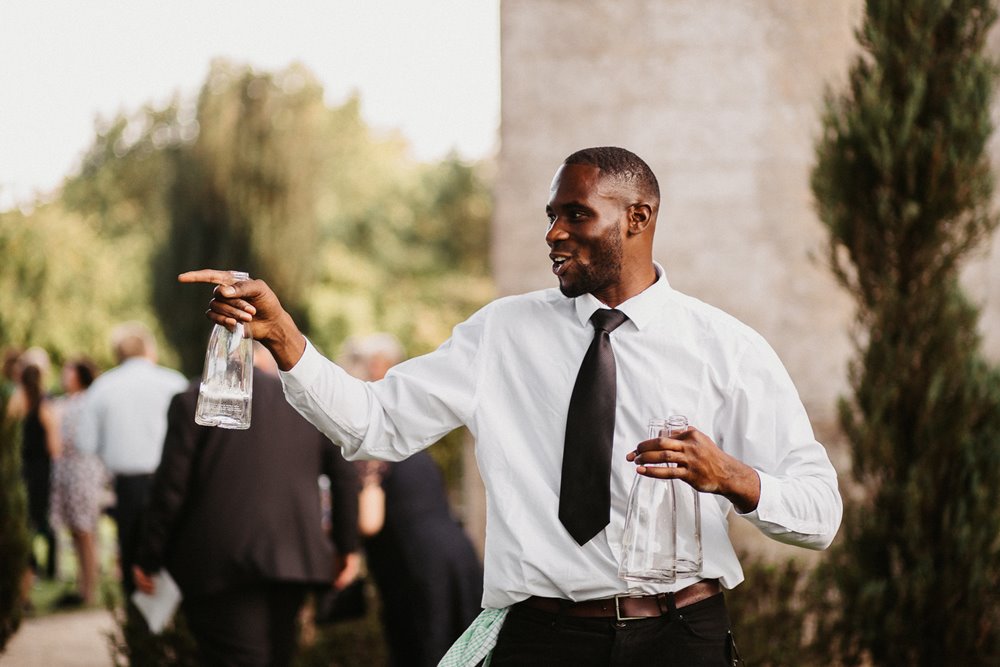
top-left (76, 321), bottom-right (188, 597)
top-left (181, 146), bottom-right (842, 666)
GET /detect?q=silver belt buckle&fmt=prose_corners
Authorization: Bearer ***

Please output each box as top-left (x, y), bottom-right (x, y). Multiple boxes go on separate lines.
top-left (614, 595), bottom-right (645, 622)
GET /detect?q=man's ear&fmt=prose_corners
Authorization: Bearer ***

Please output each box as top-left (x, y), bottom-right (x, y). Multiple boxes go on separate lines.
top-left (627, 203), bottom-right (653, 235)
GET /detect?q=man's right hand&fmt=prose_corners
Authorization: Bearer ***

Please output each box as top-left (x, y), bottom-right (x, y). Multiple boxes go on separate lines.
top-left (132, 566), bottom-right (156, 595)
top-left (178, 270), bottom-right (306, 371)
top-left (333, 551), bottom-right (362, 590)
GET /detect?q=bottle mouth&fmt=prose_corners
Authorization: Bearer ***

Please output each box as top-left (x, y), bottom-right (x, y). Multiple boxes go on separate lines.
top-left (649, 415), bottom-right (688, 428)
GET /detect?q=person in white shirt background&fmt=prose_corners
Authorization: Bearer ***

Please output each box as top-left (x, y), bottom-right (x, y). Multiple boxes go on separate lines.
top-left (76, 321), bottom-right (187, 598)
top-left (180, 146), bottom-right (843, 666)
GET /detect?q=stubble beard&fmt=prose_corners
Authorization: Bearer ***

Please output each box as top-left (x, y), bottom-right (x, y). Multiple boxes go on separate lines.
top-left (557, 223), bottom-right (624, 299)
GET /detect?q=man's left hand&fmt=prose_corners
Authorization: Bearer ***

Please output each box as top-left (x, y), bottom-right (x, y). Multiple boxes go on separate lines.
top-left (627, 426), bottom-right (761, 513)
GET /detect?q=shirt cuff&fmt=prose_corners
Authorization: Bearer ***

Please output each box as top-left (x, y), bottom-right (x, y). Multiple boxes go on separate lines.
top-left (739, 469), bottom-right (831, 540)
top-left (278, 338), bottom-right (324, 394)
top-left (734, 468), bottom-right (776, 521)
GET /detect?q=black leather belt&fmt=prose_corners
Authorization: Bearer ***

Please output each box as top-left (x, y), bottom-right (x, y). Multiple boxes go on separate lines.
top-left (517, 579), bottom-right (721, 622)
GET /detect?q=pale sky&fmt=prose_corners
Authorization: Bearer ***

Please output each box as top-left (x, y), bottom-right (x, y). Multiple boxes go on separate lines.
top-left (0, 0), bottom-right (501, 211)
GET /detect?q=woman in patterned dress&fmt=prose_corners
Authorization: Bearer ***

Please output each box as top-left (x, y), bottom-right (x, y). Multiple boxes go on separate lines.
top-left (50, 357), bottom-right (106, 606)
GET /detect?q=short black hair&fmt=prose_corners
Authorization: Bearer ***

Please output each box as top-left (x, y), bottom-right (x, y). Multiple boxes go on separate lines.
top-left (564, 146), bottom-right (660, 204)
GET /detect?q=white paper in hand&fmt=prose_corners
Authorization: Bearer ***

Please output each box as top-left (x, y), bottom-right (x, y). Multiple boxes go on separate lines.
top-left (131, 570), bottom-right (182, 634)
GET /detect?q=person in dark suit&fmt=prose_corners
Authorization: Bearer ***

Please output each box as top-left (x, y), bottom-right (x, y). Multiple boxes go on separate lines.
top-left (133, 343), bottom-right (360, 667)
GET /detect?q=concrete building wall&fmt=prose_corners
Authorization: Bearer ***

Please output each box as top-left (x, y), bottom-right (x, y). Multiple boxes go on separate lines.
top-left (461, 0), bottom-right (1000, 559)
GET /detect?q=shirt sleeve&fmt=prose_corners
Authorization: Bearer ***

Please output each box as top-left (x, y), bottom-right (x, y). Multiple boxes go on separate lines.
top-left (717, 335), bottom-right (844, 550)
top-left (74, 388), bottom-right (101, 457)
top-left (280, 309), bottom-right (486, 461)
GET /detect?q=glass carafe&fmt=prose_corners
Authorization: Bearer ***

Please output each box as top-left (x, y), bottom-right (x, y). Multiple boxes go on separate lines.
top-left (619, 415), bottom-right (702, 583)
top-left (194, 271), bottom-right (253, 430)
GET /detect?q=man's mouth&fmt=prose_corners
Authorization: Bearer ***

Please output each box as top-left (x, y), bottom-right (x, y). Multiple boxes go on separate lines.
top-left (550, 254), bottom-right (570, 276)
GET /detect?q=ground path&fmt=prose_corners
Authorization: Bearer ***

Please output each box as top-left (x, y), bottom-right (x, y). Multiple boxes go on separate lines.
top-left (0, 608), bottom-right (115, 666)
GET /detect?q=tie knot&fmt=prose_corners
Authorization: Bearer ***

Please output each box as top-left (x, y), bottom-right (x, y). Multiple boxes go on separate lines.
top-left (590, 309), bottom-right (628, 334)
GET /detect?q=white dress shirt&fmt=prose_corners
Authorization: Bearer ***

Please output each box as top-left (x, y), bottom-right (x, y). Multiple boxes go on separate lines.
top-left (280, 266), bottom-right (843, 609)
top-left (76, 357), bottom-right (188, 475)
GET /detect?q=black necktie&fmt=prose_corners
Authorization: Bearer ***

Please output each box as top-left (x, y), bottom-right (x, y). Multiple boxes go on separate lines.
top-left (559, 308), bottom-right (629, 545)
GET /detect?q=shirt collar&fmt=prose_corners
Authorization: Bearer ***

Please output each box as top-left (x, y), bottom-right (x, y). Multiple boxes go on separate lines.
top-left (572, 262), bottom-right (672, 331)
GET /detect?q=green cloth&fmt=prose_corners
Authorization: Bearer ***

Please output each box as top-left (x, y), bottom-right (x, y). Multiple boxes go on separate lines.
top-left (437, 607), bottom-right (509, 667)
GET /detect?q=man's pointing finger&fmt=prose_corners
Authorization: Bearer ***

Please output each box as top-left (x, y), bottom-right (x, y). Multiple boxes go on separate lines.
top-left (178, 269), bottom-right (246, 286)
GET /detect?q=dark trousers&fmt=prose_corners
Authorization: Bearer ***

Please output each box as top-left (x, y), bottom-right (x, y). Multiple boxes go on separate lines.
top-left (24, 466), bottom-right (57, 579)
top-left (490, 593), bottom-right (741, 667)
top-left (113, 474), bottom-right (153, 597)
top-left (181, 582), bottom-right (311, 667)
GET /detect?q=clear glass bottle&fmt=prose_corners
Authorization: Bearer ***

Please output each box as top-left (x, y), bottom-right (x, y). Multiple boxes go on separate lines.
top-left (619, 415), bottom-right (703, 583)
top-left (194, 271), bottom-right (253, 430)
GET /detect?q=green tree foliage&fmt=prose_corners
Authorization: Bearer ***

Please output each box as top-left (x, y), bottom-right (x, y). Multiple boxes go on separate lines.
top-left (307, 148), bottom-right (494, 361)
top-left (332, 150), bottom-right (492, 278)
top-left (0, 392), bottom-right (30, 651)
top-left (1, 57), bottom-right (492, 478)
top-left (152, 60), bottom-right (329, 373)
top-left (62, 102), bottom-right (180, 242)
top-left (810, 1), bottom-right (1000, 663)
top-left (0, 203), bottom-right (162, 369)
top-left (2, 58), bottom-right (493, 378)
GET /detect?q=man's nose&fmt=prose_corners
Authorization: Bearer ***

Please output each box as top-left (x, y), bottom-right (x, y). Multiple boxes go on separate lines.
top-left (546, 219), bottom-right (568, 246)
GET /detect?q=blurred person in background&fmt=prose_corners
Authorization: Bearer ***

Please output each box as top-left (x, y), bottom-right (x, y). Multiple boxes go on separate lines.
top-left (134, 342), bottom-right (361, 667)
top-left (9, 349), bottom-right (62, 582)
top-left (76, 322), bottom-right (187, 597)
top-left (342, 333), bottom-right (483, 667)
top-left (50, 357), bottom-right (107, 607)
top-left (4, 347), bottom-right (50, 417)
top-left (1, 346), bottom-right (23, 402)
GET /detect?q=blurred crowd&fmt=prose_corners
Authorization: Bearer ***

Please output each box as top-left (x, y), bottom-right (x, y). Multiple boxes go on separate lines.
top-left (3, 344), bottom-right (107, 610)
top-left (1, 323), bottom-right (483, 666)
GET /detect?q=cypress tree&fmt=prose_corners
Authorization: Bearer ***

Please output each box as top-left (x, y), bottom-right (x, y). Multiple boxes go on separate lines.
top-left (811, 0), bottom-right (1000, 663)
top-left (152, 61), bottom-right (327, 375)
top-left (0, 393), bottom-right (31, 651)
